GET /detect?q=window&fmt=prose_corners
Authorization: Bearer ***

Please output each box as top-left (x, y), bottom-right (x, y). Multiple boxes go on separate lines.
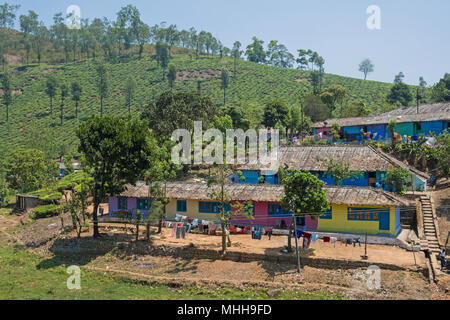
top-left (268, 204), bottom-right (286, 216)
top-left (199, 201), bottom-right (219, 214)
top-left (320, 207), bottom-right (332, 219)
top-left (245, 202), bottom-right (255, 216)
top-left (137, 198), bottom-right (149, 210)
top-left (118, 197), bottom-right (128, 210)
top-left (177, 200), bottom-right (187, 212)
top-left (348, 207), bottom-right (380, 221)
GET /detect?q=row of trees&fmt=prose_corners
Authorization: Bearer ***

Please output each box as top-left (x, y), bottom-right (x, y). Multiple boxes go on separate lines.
top-left (1, 2), bottom-right (328, 74)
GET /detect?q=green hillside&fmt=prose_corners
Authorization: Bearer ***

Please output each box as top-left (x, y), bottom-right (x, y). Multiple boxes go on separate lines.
top-left (1, 44), bottom-right (402, 159)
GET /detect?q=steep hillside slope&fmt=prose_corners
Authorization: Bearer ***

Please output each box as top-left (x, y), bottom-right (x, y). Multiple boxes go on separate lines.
top-left (0, 51), bottom-right (399, 158)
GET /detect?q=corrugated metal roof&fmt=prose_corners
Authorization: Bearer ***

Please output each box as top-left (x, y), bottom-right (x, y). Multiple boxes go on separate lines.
top-left (119, 181), bottom-right (410, 207)
top-left (312, 102), bottom-right (450, 128)
top-left (239, 145), bottom-right (396, 172)
top-left (238, 145), bottom-right (429, 179)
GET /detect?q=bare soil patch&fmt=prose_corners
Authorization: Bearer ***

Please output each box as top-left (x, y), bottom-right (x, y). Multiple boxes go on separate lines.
top-left (176, 69), bottom-right (236, 82)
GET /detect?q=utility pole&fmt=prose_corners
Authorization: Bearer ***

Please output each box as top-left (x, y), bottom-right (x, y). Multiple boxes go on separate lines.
top-left (416, 88), bottom-right (420, 114)
top-left (293, 213), bottom-right (301, 273)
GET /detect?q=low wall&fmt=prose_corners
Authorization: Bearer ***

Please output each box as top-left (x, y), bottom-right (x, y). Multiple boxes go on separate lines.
top-left (50, 241), bottom-right (417, 272)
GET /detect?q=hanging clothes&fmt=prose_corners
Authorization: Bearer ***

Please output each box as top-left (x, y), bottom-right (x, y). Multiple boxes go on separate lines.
top-left (346, 238), bottom-right (353, 245)
top-left (330, 237), bottom-right (337, 248)
top-left (267, 227), bottom-right (273, 240)
top-left (186, 224), bottom-right (192, 236)
top-left (323, 236), bottom-right (330, 243)
top-left (293, 230), bottom-right (303, 238)
top-left (353, 238), bottom-right (361, 247)
top-left (312, 234), bottom-right (319, 244)
top-left (171, 223), bottom-right (177, 237)
top-left (175, 224), bottom-right (182, 239)
top-left (198, 224), bottom-right (204, 233)
top-left (303, 232), bottom-right (312, 249)
top-left (257, 227), bottom-right (263, 240)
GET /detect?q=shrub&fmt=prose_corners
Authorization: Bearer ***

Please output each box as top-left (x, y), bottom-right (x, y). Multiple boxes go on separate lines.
top-left (30, 204), bottom-right (65, 219)
top-left (385, 168), bottom-right (410, 194)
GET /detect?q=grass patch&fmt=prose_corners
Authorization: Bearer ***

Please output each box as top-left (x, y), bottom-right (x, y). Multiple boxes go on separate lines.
top-left (0, 242), bottom-right (342, 300)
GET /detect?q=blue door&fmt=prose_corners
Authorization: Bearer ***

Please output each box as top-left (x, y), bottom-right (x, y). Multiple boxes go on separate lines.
top-left (379, 210), bottom-right (390, 231)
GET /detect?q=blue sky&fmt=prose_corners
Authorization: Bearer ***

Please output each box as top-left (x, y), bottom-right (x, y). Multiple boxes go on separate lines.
top-left (10, 0), bottom-right (450, 85)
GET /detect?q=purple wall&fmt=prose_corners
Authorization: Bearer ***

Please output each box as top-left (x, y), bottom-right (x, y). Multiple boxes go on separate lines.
top-left (108, 196), bottom-right (148, 217)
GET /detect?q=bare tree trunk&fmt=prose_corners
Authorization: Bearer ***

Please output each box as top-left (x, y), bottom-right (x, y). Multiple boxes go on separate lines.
top-left (287, 217), bottom-right (294, 252)
top-left (221, 222), bottom-right (227, 254)
top-left (92, 201), bottom-right (100, 238)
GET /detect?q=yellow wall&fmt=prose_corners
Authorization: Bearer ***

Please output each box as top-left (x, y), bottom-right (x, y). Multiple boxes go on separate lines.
top-left (317, 204), bottom-right (396, 236)
top-left (165, 199), bottom-right (222, 222)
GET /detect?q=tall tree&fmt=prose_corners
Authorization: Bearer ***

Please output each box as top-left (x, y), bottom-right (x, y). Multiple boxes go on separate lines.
top-left (60, 82), bottom-right (68, 125)
top-left (71, 81), bottom-right (82, 119)
top-left (359, 58), bottom-right (374, 80)
top-left (95, 62), bottom-right (109, 117)
top-left (45, 75), bottom-right (57, 115)
top-left (387, 73), bottom-right (412, 106)
top-left (19, 10), bottom-right (39, 37)
top-left (304, 94), bottom-right (329, 122)
top-left (431, 73), bottom-right (450, 102)
top-left (141, 91), bottom-right (217, 138)
top-left (77, 116), bottom-right (154, 237)
top-left (418, 76), bottom-right (427, 103)
top-left (281, 170), bottom-right (328, 265)
top-left (34, 23), bottom-right (49, 64)
top-left (245, 36), bottom-right (266, 63)
top-left (320, 85), bottom-right (347, 117)
top-left (155, 41), bottom-right (169, 80)
top-left (2, 148), bottom-right (50, 193)
top-left (207, 164), bottom-right (253, 254)
top-left (2, 70), bottom-right (12, 123)
top-left (167, 65), bottom-right (176, 89)
top-left (220, 69), bottom-right (229, 105)
top-left (0, 2), bottom-right (20, 28)
top-left (0, 44), bottom-right (5, 71)
top-left (197, 79), bottom-right (202, 95)
top-left (124, 77), bottom-right (135, 114)
top-left (262, 98), bottom-right (289, 134)
top-left (231, 41), bottom-right (242, 75)
top-left (267, 40), bottom-right (294, 68)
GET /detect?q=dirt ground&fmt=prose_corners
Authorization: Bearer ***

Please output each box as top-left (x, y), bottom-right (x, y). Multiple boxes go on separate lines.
top-left (1, 209), bottom-right (449, 300)
top-left (432, 188), bottom-right (450, 246)
top-left (129, 226), bottom-right (425, 269)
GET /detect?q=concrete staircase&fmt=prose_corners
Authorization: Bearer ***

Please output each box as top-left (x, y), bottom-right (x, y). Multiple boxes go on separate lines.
top-left (420, 195), bottom-right (441, 254)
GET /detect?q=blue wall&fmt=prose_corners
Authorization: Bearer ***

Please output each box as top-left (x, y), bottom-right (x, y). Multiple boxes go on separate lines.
top-left (395, 207), bottom-right (401, 236)
top-left (241, 170), bottom-right (260, 184)
top-left (312, 171), bottom-right (369, 187)
top-left (421, 121), bottom-right (445, 136)
top-left (367, 124), bottom-right (386, 141)
top-left (265, 174), bottom-right (278, 184)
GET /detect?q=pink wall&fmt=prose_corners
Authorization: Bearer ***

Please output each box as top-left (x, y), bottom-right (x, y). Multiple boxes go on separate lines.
top-left (305, 215), bottom-right (318, 230)
top-left (315, 127), bottom-right (333, 140)
top-left (230, 201), bottom-right (292, 228)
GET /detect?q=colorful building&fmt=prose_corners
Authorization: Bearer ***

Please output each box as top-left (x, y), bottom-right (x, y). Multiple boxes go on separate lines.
top-left (312, 102), bottom-right (450, 142)
top-left (235, 145), bottom-right (429, 191)
top-left (108, 182), bottom-right (410, 237)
